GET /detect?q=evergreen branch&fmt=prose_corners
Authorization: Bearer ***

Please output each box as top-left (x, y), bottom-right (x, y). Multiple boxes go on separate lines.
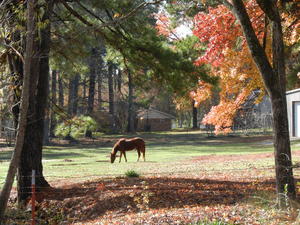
top-left (74, 0), bottom-right (106, 24)
top-left (0, 38), bottom-right (24, 63)
top-left (60, 0), bottom-right (93, 27)
top-left (104, 8), bottom-right (130, 41)
top-left (62, 0), bottom-right (163, 29)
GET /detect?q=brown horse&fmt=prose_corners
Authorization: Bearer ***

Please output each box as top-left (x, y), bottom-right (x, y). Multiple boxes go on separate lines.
top-left (110, 137), bottom-right (146, 163)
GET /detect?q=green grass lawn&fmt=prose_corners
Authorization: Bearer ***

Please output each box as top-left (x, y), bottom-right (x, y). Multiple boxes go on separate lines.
top-left (1, 130), bottom-right (300, 186)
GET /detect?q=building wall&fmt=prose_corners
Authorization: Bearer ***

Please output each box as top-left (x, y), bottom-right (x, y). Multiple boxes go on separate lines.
top-left (137, 118), bottom-right (172, 131)
top-left (254, 96), bottom-right (272, 114)
top-left (286, 90), bottom-right (300, 137)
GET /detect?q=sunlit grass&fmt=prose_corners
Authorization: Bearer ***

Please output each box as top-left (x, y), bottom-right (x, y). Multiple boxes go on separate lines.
top-left (1, 130), bottom-right (300, 187)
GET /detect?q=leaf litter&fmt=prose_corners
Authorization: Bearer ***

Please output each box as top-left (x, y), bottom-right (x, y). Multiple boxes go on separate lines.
top-left (6, 151), bottom-right (300, 225)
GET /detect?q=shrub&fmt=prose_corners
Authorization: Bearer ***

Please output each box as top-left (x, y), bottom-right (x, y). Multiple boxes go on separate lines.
top-left (125, 170), bottom-right (140, 178)
top-left (55, 115), bottom-right (97, 138)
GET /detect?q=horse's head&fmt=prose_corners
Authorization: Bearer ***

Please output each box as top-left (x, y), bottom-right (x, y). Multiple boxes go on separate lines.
top-left (110, 153), bottom-right (116, 163)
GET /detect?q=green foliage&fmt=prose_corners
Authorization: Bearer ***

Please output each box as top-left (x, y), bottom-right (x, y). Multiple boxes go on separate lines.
top-left (287, 63), bottom-right (300, 90)
top-left (55, 116), bottom-right (97, 138)
top-left (125, 169), bottom-right (140, 178)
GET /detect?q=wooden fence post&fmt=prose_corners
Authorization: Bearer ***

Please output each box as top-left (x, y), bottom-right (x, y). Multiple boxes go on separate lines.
top-left (31, 170), bottom-right (36, 225)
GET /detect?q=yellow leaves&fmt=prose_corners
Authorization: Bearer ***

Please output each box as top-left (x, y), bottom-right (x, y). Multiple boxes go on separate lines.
top-left (113, 13), bottom-right (121, 18)
top-left (190, 80), bottom-right (213, 107)
top-left (191, 41), bottom-right (265, 134)
top-left (174, 95), bottom-right (193, 111)
top-left (282, 7), bottom-right (300, 46)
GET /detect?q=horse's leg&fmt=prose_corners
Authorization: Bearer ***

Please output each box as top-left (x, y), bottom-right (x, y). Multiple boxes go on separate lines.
top-left (119, 152), bottom-right (122, 163)
top-left (137, 150), bottom-right (141, 162)
top-left (142, 147), bottom-right (145, 161)
top-left (123, 151), bottom-right (127, 162)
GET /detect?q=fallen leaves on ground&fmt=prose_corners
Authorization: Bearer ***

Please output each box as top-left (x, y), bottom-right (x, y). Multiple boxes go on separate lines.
top-left (6, 150), bottom-right (300, 225)
top-left (26, 174), bottom-right (298, 225)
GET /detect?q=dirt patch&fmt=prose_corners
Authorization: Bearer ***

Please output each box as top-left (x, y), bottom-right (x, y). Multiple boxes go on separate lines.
top-left (192, 150), bottom-right (300, 163)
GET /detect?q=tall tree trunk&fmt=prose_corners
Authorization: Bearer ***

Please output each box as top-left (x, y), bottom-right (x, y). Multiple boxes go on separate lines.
top-left (85, 48), bottom-right (97, 138)
top-left (17, 1), bottom-right (54, 203)
top-left (192, 100), bottom-right (198, 129)
top-left (67, 74), bottom-right (80, 116)
top-left (231, 0), bottom-right (295, 206)
top-left (108, 62), bottom-right (116, 133)
top-left (97, 69), bottom-right (103, 110)
top-left (50, 70), bottom-right (57, 137)
top-left (117, 69), bottom-right (122, 93)
top-left (43, 80), bottom-right (50, 145)
top-left (67, 77), bottom-right (74, 115)
top-left (127, 69), bottom-right (135, 132)
top-left (73, 74), bottom-right (80, 115)
top-left (67, 75), bottom-right (79, 117)
top-left (97, 43), bottom-right (106, 110)
top-left (0, 0), bottom-right (37, 218)
top-left (58, 72), bottom-right (64, 108)
top-left (82, 77), bottom-right (87, 112)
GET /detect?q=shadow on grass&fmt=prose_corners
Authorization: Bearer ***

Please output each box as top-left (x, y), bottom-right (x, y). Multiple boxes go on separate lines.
top-left (0, 134), bottom-right (273, 162)
top-left (0, 150), bottom-right (92, 162)
top-left (41, 177), bottom-right (277, 223)
top-left (0, 151), bottom-right (13, 161)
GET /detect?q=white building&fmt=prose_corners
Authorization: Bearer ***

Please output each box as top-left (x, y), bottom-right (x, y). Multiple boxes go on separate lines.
top-left (286, 88), bottom-right (300, 137)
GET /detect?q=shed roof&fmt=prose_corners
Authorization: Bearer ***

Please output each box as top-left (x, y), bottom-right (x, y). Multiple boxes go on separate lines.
top-left (137, 108), bottom-right (176, 120)
top-left (286, 88), bottom-right (300, 95)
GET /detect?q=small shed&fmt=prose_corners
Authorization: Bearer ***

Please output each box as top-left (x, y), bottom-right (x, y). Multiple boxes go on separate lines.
top-left (137, 108), bottom-right (176, 131)
top-left (286, 88), bottom-right (300, 137)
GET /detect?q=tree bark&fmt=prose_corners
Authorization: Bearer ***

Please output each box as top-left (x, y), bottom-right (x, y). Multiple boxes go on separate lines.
top-left (116, 68), bottom-right (122, 93)
top-left (58, 72), bottom-right (64, 108)
top-left (72, 74), bottom-right (80, 115)
top-left (17, 0), bottom-right (54, 203)
top-left (0, 0), bottom-right (36, 219)
top-left (108, 62), bottom-right (116, 133)
top-left (127, 69), bottom-right (135, 132)
top-left (192, 100), bottom-right (198, 129)
top-left (50, 70), bottom-right (57, 137)
top-left (97, 43), bottom-right (106, 110)
top-left (68, 78), bottom-right (74, 115)
top-left (97, 69), bottom-right (103, 110)
top-left (67, 74), bottom-right (80, 116)
top-left (231, 0), bottom-right (295, 205)
top-left (85, 48), bottom-right (97, 138)
top-left (43, 80), bottom-right (50, 145)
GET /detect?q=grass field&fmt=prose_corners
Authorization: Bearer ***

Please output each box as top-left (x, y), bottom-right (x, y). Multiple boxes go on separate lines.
top-left (1, 130), bottom-right (300, 186)
top-left (2, 130), bottom-right (300, 224)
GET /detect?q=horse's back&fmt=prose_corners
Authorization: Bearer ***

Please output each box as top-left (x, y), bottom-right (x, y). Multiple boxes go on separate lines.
top-left (123, 137), bottom-right (145, 150)
top-left (130, 137), bottom-right (145, 144)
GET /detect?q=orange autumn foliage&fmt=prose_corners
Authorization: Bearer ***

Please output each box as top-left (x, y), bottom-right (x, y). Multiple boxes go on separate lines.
top-left (191, 0), bottom-right (297, 134)
top-left (155, 12), bottom-right (173, 37)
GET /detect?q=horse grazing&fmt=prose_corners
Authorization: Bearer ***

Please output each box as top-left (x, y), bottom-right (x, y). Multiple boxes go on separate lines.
top-left (110, 137), bottom-right (146, 163)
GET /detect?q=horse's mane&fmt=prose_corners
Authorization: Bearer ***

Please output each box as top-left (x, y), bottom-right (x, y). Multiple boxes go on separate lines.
top-left (111, 138), bottom-right (125, 154)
